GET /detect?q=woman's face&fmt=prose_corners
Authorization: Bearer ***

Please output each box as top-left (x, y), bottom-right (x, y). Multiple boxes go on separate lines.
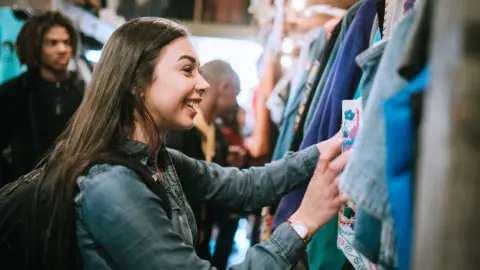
top-left (144, 37), bottom-right (209, 131)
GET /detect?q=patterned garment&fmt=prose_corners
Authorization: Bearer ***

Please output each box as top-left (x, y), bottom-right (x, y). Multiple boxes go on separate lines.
top-left (404, 0), bottom-right (416, 12)
top-left (293, 60), bottom-right (321, 133)
top-left (260, 207), bottom-right (274, 241)
top-left (338, 99), bottom-right (378, 270)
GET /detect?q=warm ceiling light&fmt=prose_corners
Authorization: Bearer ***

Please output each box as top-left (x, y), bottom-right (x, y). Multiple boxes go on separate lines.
top-left (280, 55), bottom-right (293, 69)
top-left (282, 37), bottom-right (294, 54)
top-left (291, 0), bottom-right (306, 12)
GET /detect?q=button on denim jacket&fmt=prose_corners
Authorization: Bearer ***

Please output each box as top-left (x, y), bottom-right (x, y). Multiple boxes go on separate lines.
top-left (75, 140), bottom-right (319, 269)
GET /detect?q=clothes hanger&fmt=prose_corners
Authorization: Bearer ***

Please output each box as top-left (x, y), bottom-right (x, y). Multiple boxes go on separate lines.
top-left (12, 0), bottom-right (37, 20)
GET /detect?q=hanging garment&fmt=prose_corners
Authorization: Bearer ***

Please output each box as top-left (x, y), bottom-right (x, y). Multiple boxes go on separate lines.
top-left (354, 29), bottom-right (383, 102)
top-left (289, 20), bottom-right (343, 153)
top-left (0, 8), bottom-right (24, 85)
top-left (382, 2), bottom-right (431, 268)
top-left (272, 0), bottom-right (364, 232)
top-left (354, 208), bottom-right (382, 263)
top-left (305, 1), bottom-right (379, 268)
top-left (370, 15), bottom-right (380, 45)
top-left (383, 0), bottom-right (417, 38)
top-left (376, 0), bottom-right (386, 39)
top-left (404, 0), bottom-right (416, 12)
top-left (398, 0), bottom-right (432, 81)
top-left (325, 16), bottom-right (345, 38)
top-left (338, 98), bottom-right (378, 270)
top-left (342, 31), bottom-right (382, 267)
top-left (266, 73), bottom-right (291, 126)
top-left (308, 0), bottom-right (378, 145)
top-left (290, 26), bottom-right (326, 100)
top-left (272, 5), bottom-right (356, 265)
top-left (384, 67), bottom-right (428, 270)
top-left (267, 26), bottom-right (326, 126)
top-left (409, 91), bottom-right (423, 191)
top-left (340, 10), bottom-right (417, 269)
top-left (348, 37), bottom-right (388, 264)
top-left (246, 49), bottom-right (275, 159)
top-left (271, 28), bottom-right (327, 161)
top-left (303, 1), bottom-right (364, 131)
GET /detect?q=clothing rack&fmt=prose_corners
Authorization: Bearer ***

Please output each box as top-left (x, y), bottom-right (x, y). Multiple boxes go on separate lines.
top-left (58, 1), bottom-right (115, 44)
top-left (248, 0), bottom-right (478, 269)
top-left (0, 0), bottom-right (51, 12)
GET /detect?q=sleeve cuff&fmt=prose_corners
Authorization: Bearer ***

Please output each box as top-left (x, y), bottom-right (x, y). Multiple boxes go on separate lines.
top-left (268, 222), bottom-right (307, 265)
top-left (300, 145), bottom-right (320, 172)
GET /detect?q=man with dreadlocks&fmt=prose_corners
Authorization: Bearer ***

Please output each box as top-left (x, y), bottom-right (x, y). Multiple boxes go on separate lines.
top-left (0, 11), bottom-right (84, 187)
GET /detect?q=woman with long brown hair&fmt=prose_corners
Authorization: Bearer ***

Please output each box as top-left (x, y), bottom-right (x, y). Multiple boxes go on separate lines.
top-left (43, 17), bottom-right (348, 269)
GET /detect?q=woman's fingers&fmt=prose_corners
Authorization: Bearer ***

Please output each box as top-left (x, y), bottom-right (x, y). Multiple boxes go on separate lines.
top-left (321, 139), bottom-right (343, 162)
top-left (335, 193), bottom-right (350, 205)
top-left (324, 151), bottom-right (349, 183)
top-left (316, 139), bottom-right (343, 173)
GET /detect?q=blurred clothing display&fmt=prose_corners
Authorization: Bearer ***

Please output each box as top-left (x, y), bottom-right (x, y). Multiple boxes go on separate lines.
top-left (203, 0), bottom-right (249, 24)
top-left (246, 0), bottom-right (443, 269)
top-left (0, 8), bottom-right (24, 85)
top-left (117, 0), bottom-right (169, 20)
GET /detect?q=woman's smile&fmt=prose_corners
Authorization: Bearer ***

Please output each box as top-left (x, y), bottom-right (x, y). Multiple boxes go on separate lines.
top-left (183, 98), bottom-right (201, 116)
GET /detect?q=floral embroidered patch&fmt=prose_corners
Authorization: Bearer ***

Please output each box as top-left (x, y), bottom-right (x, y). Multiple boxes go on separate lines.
top-left (338, 99), bottom-right (378, 270)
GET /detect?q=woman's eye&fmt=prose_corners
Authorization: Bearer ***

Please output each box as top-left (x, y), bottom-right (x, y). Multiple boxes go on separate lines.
top-left (183, 67), bottom-right (194, 76)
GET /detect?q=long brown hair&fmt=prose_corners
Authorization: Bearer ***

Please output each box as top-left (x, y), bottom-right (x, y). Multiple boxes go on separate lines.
top-left (43, 17), bottom-right (188, 269)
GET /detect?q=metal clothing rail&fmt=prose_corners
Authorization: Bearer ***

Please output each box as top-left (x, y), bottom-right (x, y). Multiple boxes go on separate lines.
top-left (57, 1), bottom-right (116, 45)
top-left (0, 0), bottom-right (116, 44)
top-left (0, 0), bottom-right (51, 12)
top-left (2, 0), bottom-right (258, 44)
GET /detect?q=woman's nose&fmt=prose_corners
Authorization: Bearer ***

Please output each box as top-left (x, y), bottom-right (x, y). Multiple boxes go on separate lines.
top-left (196, 74), bottom-right (210, 94)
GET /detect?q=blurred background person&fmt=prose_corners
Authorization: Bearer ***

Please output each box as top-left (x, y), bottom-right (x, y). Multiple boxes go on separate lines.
top-left (0, 11), bottom-right (84, 187)
top-left (167, 60), bottom-right (244, 269)
top-left (219, 106), bottom-right (248, 168)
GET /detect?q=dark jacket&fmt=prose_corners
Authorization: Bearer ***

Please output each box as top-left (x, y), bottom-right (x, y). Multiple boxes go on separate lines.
top-left (166, 125), bottom-right (229, 167)
top-left (0, 70), bottom-right (84, 187)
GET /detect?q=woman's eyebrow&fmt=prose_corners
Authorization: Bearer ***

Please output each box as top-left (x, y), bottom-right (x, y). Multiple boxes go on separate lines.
top-left (177, 55), bottom-right (197, 65)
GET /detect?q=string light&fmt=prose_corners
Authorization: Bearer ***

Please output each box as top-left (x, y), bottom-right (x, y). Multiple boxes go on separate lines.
top-left (291, 0), bottom-right (306, 12)
top-left (280, 55), bottom-right (293, 69)
top-left (281, 37), bottom-right (294, 54)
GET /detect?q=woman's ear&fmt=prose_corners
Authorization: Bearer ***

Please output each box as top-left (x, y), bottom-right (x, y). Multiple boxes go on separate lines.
top-left (131, 87), bottom-right (145, 98)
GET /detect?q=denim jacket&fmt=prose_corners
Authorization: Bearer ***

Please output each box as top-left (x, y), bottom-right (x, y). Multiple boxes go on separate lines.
top-left (75, 140), bottom-right (319, 269)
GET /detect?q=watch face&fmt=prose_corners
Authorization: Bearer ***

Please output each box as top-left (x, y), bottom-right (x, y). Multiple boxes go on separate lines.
top-left (293, 222), bottom-right (308, 238)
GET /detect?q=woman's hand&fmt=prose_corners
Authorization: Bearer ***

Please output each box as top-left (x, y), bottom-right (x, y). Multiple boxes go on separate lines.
top-left (289, 134), bottom-right (349, 235)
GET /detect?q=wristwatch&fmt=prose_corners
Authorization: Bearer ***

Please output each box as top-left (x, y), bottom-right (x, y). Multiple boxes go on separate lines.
top-left (287, 219), bottom-right (312, 243)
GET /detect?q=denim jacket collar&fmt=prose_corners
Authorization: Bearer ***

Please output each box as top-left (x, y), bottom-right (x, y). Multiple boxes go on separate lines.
top-left (117, 139), bottom-right (197, 243)
top-left (119, 139), bottom-right (168, 168)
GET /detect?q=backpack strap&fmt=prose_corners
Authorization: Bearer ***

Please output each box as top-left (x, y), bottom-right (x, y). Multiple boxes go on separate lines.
top-left (88, 152), bottom-right (172, 220)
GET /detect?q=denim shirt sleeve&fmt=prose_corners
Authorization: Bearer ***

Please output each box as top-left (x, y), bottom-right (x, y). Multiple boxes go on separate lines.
top-left (169, 145), bottom-right (319, 212)
top-left (77, 165), bottom-right (309, 269)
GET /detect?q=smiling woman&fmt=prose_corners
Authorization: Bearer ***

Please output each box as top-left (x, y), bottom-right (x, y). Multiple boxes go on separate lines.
top-left (30, 17), bottom-right (349, 270)
top-left (140, 37), bottom-right (209, 132)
